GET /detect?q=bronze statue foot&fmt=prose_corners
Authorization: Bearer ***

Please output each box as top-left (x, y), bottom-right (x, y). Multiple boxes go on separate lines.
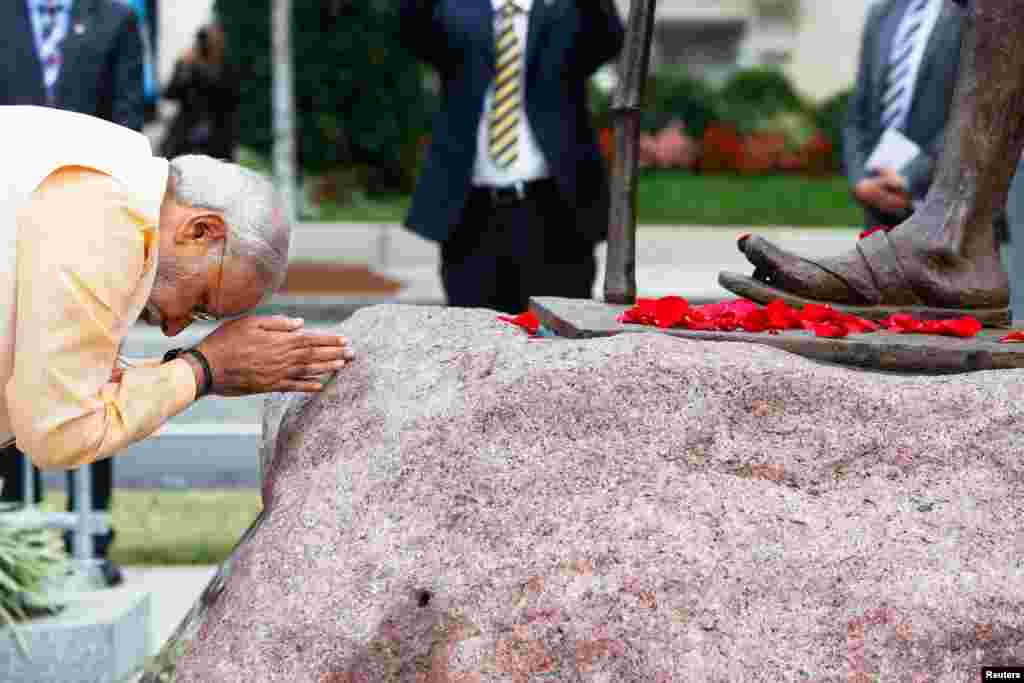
top-left (718, 219), bottom-right (1010, 327)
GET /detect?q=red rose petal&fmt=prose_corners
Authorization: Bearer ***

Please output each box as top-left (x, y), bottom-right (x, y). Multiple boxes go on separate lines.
top-left (694, 302), bottom-right (725, 318)
top-left (619, 298), bottom-right (660, 325)
top-left (811, 322), bottom-right (848, 338)
top-left (765, 299), bottom-right (801, 329)
top-left (723, 299), bottom-right (760, 316)
top-left (497, 311), bottom-right (540, 335)
top-left (999, 330), bottom-right (1024, 343)
top-left (837, 313), bottom-right (879, 334)
top-left (655, 296), bottom-right (689, 328)
top-left (858, 225), bottom-right (885, 240)
top-left (612, 294), bottom-right (981, 340)
top-left (637, 298), bottom-right (659, 320)
top-left (740, 309), bottom-right (771, 332)
top-left (714, 311), bottom-right (740, 331)
top-left (617, 309), bottom-right (641, 324)
top-left (940, 316), bottom-right (982, 338)
top-left (881, 314), bottom-right (921, 333)
top-left (800, 303), bottom-right (837, 324)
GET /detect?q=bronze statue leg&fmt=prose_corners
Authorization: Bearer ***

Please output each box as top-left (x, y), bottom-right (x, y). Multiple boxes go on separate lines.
top-left (719, 0), bottom-right (1024, 326)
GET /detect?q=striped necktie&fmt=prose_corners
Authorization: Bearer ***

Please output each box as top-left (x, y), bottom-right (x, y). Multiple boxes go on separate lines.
top-left (489, 0), bottom-right (522, 169)
top-left (37, 1), bottom-right (68, 100)
top-left (881, 0), bottom-right (930, 131)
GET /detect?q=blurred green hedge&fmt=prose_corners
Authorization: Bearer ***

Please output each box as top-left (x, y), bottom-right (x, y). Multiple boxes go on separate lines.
top-left (215, 0), bottom-right (438, 193)
top-left (591, 65), bottom-right (851, 172)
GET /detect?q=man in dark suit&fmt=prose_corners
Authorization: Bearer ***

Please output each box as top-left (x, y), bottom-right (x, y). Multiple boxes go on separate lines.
top-left (844, 0), bottom-right (962, 229)
top-left (399, 0), bottom-right (624, 314)
top-left (0, 0), bottom-right (146, 586)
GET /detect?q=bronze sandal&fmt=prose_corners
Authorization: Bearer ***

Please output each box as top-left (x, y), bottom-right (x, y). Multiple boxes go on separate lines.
top-left (718, 232), bottom-right (1011, 327)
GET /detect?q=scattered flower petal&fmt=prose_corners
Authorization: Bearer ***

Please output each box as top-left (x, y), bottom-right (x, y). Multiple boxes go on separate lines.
top-left (616, 297), bottom-right (982, 339)
top-left (858, 225), bottom-right (893, 240)
top-left (498, 311), bottom-right (540, 335)
top-left (999, 330), bottom-right (1024, 343)
top-left (655, 296), bottom-right (689, 328)
top-left (740, 309), bottom-right (771, 333)
top-left (941, 316), bottom-right (982, 338)
top-left (810, 322), bottom-right (848, 338)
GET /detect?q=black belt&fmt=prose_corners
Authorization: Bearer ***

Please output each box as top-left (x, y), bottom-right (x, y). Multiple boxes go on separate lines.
top-left (472, 177), bottom-right (554, 207)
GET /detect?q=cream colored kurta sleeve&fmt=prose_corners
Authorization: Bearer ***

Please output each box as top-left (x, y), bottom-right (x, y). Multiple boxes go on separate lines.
top-left (6, 167), bottom-right (197, 470)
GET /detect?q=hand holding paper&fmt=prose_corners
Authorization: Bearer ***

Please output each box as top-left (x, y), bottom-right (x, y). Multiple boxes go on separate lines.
top-left (865, 128), bottom-right (921, 175)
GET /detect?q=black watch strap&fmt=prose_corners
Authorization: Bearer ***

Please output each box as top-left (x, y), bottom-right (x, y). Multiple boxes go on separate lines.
top-left (182, 349), bottom-right (214, 398)
top-left (162, 347), bottom-right (214, 398)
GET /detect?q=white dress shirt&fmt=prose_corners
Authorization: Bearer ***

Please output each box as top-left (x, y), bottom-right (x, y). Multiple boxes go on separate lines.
top-left (26, 0), bottom-right (73, 94)
top-left (887, 0), bottom-right (944, 132)
top-left (472, 0), bottom-right (550, 187)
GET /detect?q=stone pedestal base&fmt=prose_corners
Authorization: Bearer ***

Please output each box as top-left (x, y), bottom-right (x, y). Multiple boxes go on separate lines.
top-left (0, 589), bottom-right (150, 683)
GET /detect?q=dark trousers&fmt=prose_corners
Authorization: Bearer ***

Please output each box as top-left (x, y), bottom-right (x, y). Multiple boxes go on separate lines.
top-left (0, 444), bottom-right (115, 557)
top-left (441, 178), bottom-right (597, 314)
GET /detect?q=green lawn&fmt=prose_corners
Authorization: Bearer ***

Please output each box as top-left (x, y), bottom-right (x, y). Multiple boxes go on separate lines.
top-left (42, 490), bottom-right (262, 566)
top-left (314, 171), bottom-right (862, 227)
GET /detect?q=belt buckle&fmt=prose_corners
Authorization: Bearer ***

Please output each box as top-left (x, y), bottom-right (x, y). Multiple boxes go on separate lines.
top-left (490, 181), bottom-right (526, 207)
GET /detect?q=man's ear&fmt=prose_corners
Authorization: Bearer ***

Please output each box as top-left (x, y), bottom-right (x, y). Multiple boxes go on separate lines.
top-left (177, 212), bottom-right (228, 244)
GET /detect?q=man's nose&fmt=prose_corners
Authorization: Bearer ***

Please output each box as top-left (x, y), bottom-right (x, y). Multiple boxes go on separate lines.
top-left (162, 318), bottom-right (193, 337)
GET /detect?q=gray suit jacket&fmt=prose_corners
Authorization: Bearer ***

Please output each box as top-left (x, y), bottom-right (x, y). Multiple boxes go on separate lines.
top-left (844, 0), bottom-right (963, 202)
top-left (0, 0), bottom-right (144, 131)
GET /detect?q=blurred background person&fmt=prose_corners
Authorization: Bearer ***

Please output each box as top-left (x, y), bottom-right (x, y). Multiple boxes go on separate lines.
top-left (158, 21), bottom-right (240, 161)
top-left (399, 0), bottom-right (625, 315)
top-left (0, 0), bottom-right (145, 129)
top-left (0, 0), bottom-right (147, 587)
top-left (843, 0), bottom-right (962, 231)
top-left (126, 0), bottom-right (161, 124)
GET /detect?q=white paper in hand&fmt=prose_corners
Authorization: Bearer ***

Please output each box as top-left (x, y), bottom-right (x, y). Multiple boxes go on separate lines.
top-left (865, 128), bottom-right (921, 174)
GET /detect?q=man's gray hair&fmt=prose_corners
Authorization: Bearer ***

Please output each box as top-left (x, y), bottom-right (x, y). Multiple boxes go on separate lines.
top-left (168, 155), bottom-right (291, 294)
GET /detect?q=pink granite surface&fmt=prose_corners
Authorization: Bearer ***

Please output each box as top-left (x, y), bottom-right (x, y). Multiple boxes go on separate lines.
top-left (171, 305), bottom-right (1024, 682)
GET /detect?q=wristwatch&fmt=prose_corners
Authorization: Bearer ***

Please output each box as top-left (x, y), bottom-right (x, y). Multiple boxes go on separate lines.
top-left (163, 347), bottom-right (214, 398)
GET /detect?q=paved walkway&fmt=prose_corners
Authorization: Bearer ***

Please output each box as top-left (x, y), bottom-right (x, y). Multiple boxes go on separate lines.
top-left (280, 222), bottom-right (861, 305)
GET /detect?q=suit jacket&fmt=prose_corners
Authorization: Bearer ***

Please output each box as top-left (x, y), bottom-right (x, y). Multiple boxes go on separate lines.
top-left (0, 0), bottom-right (145, 131)
top-left (843, 0), bottom-right (963, 201)
top-left (399, 0), bottom-right (625, 244)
